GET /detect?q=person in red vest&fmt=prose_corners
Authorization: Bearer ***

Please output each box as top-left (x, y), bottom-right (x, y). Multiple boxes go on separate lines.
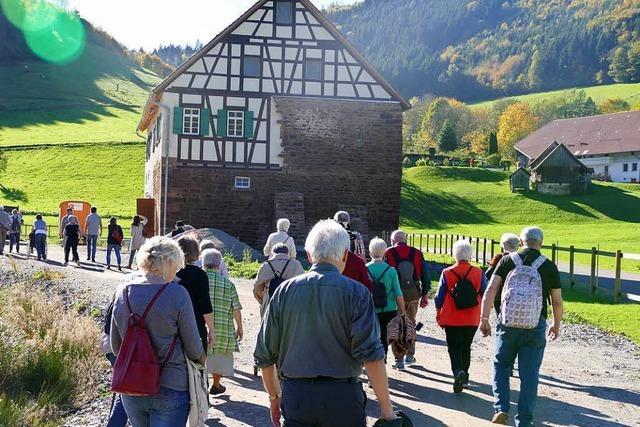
top-left (384, 230), bottom-right (430, 369)
top-left (342, 248), bottom-right (372, 291)
top-left (434, 239), bottom-right (487, 394)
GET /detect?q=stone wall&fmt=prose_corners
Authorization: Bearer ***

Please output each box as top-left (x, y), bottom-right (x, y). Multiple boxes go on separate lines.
top-left (159, 97), bottom-right (403, 247)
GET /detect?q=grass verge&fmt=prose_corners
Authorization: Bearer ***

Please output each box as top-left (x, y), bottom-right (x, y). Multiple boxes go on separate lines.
top-left (0, 277), bottom-right (106, 426)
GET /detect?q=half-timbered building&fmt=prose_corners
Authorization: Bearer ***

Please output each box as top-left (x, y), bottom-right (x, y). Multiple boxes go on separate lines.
top-left (137, 0), bottom-right (409, 245)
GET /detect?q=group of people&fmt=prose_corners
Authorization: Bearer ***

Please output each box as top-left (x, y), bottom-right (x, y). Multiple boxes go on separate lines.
top-left (96, 209), bottom-right (563, 427)
top-left (0, 206), bottom-right (24, 256)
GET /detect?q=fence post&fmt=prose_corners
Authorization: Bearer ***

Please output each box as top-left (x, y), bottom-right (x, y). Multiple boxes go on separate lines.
top-left (444, 235), bottom-right (449, 255)
top-left (475, 237), bottom-right (480, 263)
top-left (590, 247), bottom-right (597, 294)
top-left (419, 234), bottom-right (423, 252)
top-left (482, 238), bottom-right (487, 267)
top-left (450, 234), bottom-right (454, 255)
top-left (426, 234), bottom-right (430, 253)
top-left (490, 239), bottom-right (496, 259)
top-left (614, 250), bottom-right (622, 303)
top-left (439, 234), bottom-right (443, 254)
top-left (569, 246), bottom-right (575, 288)
top-left (551, 244), bottom-right (557, 264)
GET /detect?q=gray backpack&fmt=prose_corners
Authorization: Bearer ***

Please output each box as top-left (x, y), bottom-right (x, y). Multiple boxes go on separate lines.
top-left (500, 253), bottom-right (546, 329)
top-left (391, 248), bottom-right (421, 302)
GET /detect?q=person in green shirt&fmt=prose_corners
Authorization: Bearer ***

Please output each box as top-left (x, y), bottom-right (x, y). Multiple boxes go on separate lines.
top-left (367, 237), bottom-right (406, 360)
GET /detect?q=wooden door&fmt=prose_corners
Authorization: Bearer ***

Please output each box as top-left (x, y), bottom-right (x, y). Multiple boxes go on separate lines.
top-left (137, 198), bottom-right (156, 237)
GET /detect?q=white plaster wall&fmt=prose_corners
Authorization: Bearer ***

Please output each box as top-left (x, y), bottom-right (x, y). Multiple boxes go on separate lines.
top-left (579, 153), bottom-right (640, 182)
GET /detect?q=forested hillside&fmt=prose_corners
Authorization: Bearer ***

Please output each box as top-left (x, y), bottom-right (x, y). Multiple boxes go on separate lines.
top-left (327, 0), bottom-right (640, 101)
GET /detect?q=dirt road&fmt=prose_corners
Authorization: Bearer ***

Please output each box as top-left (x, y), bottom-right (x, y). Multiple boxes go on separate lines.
top-left (1, 250), bottom-right (639, 426)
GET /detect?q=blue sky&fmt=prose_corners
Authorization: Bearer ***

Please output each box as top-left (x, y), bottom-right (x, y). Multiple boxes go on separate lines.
top-left (62, 0), bottom-right (356, 50)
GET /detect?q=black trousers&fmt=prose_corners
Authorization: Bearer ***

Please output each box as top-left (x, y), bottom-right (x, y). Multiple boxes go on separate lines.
top-left (281, 378), bottom-right (366, 427)
top-left (64, 241), bottom-right (79, 263)
top-left (377, 311), bottom-right (397, 358)
top-left (444, 326), bottom-right (478, 375)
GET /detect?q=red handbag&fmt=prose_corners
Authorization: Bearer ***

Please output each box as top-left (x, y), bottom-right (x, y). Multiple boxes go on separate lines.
top-left (111, 283), bottom-right (177, 396)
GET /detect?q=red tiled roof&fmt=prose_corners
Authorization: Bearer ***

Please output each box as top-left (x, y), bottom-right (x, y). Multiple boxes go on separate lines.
top-left (515, 110), bottom-right (640, 159)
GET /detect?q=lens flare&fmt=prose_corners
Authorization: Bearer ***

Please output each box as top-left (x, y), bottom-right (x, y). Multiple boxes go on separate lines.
top-left (1, 0), bottom-right (86, 64)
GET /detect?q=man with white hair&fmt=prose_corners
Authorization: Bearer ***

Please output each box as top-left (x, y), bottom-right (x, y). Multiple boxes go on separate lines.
top-left (384, 229), bottom-right (431, 368)
top-left (480, 226), bottom-right (563, 426)
top-left (254, 220), bottom-right (399, 426)
top-left (0, 206), bottom-right (10, 255)
top-left (334, 210), bottom-right (366, 260)
top-left (486, 233), bottom-right (521, 315)
top-left (263, 218), bottom-right (296, 259)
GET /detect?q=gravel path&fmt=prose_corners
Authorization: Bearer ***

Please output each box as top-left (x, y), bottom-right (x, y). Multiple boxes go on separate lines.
top-left (1, 247), bottom-right (639, 427)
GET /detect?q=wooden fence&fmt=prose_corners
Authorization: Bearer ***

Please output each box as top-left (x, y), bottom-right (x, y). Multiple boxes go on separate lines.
top-left (381, 231), bottom-right (637, 303)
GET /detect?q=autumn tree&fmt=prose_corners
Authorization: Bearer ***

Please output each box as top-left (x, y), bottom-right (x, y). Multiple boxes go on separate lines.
top-left (598, 98), bottom-right (631, 114)
top-left (497, 103), bottom-right (539, 158)
top-left (438, 120), bottom-right (458, 152)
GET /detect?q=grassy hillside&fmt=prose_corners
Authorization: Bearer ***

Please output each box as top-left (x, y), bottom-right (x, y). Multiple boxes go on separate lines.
top-left (0, 143), bottom-right (144, 218)
top-left (470, 82), bottom-right (640, 109)
top-left (0, 4), bottom-right (162, 146)
top-left (401, 166), bottom-right (640, 271)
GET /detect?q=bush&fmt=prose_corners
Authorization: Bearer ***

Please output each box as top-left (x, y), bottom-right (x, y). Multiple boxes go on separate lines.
top-left (224, 249), bottom-right (261, 279)
top-left (415, 157), bottom-right (429, 167)
top-left (485, 153), bottom-right (502, 167)
top-left (443, 158), bottom-right (451, 166)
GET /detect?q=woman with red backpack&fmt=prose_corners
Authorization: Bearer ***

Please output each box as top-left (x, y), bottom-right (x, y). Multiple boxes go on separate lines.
top-left (107, 217), bottom-right (124, 271)
top-left (109, 236), bottom-right (205, 427)
top-left (434, 239), bottom-right (487, 394)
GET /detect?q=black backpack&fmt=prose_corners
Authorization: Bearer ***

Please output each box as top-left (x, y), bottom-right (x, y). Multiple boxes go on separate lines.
top-left (449, 266), bottom-right (479, 310)
top-left (369, 265), bottom-right (392, 309)
top-left (267, 260), bottom-right (291, 299)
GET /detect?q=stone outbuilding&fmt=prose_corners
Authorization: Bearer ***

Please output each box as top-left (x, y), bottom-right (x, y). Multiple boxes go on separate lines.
top-left (136, 0), bottom-right (409, 245)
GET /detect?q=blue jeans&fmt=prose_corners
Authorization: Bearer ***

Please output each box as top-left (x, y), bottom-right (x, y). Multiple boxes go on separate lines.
top-left (87, 235), bottom-right (98, 260)
top-left (493, 317), bottom-right (547, 427)
top-left (34, 233), bottom-right (47, 259)
top-left (106, 353), bottom-right (128, 427)
top-left (107, 244), bottom-right (121, 267)
top-left (121, 387), bottom-right (190, 427)
top-left (9, 233), bottom-right (20, 252)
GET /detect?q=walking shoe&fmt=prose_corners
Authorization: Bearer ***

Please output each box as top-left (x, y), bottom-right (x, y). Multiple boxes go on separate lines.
top-left (453, 370), bottom-right (465, 393)
top-left (491, 412), bottom-right (509, 424)
top-left (462, 371), bottom-right (470, 388)
top-left (392, 361), bottom-right (406, 371)
top-left (209, 384), bottom-right (226, 395)
top-left (405, 356), bottom-right (417, 366)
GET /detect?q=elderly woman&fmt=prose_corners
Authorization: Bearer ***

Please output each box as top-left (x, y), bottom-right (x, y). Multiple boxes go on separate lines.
top-left (366, 237), bottom-right (406, 359)
top-left (195, 239), bottom-right (229, 278)
top-left (63, 215), bottom-right (81, 266)
top-left (485, 233), bottom-right (520, 315)
top-left (110, 236), bottom-right (205, 426)
top-left (176, 236), bottom-right (215, 354)
top-left (263, 218), bottom-right (296, 259)
top-left (434, 239), bottom-right (487, 394)
top-left (253, 243), bottom-right (304, 317)
top-left (202, 248), bottom-right (243, 396)
top-left (8, 209), bottom-right (22, 253)
top-left (32, 214), bottom-right (47, 261)
top-left (127, 214), bottom-right (148, 270)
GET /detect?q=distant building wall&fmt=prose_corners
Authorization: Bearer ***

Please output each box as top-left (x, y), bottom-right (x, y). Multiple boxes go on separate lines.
top-left (579, 153), bottom-right (640, 183)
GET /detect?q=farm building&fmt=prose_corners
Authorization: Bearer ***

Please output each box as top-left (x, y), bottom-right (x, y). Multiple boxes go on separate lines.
top-left (515, 110), bottom-right (640, 183)
top-left (137, 0), bottom-right (408, 245)
top-left (526, 142), bottom-right (592, 195)
top-left (509, 167), bottom-right (530, 192)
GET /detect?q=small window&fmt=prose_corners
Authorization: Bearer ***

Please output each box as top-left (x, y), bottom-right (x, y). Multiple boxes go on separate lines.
top-left (276, 1), bottom-right (293, 25)
top-left (182, 108), bottom-right (200, 135)
top-left (235, 176), bottom-right (251, 189)
top-left (227, 110), bottom-right (245, 138)
top-left (633, 163), bottom-right (638, 172)
top-left (623, 163), bottom-right (629, 172)
top-left (244, 56), bottom-right (261, 78)
top-left (304, 58), bottom-right (322, 80)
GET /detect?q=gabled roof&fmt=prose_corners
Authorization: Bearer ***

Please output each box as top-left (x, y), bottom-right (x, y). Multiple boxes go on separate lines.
top-left (528, 141), bottom-right (559, 170)
top-left (530, 142), bottom-right (587, 172)
top-left (509, 166), bottom-right (530, 178)
top-left (150, 0), bottom-right (409, 109)
top-left (515, 110), bottom-right (640, 159)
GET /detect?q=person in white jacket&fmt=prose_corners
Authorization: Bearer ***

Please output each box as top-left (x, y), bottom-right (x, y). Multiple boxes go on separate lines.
top-left (263, 218), bottom-right (296, 259)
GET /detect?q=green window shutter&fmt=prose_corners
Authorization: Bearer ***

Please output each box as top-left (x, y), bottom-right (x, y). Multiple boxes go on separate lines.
top-left (172, 107), bottom-right (183, 134)
top-left (200, 108), bottom-right (210, 136)
top-left (245, 111), bottom-right (254, 140)
top-left (216, 109), bottom-right (227, 137)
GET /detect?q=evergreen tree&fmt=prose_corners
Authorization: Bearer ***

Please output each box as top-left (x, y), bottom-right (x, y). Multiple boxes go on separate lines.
top-left (438, 120), bottom-right (458, 152)
top-left (527, 50), bottom-right (543, 89)
top-left (627, 42), bottom-right (640, 82)
top-left (487, 132), bottom-right (499, 155)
